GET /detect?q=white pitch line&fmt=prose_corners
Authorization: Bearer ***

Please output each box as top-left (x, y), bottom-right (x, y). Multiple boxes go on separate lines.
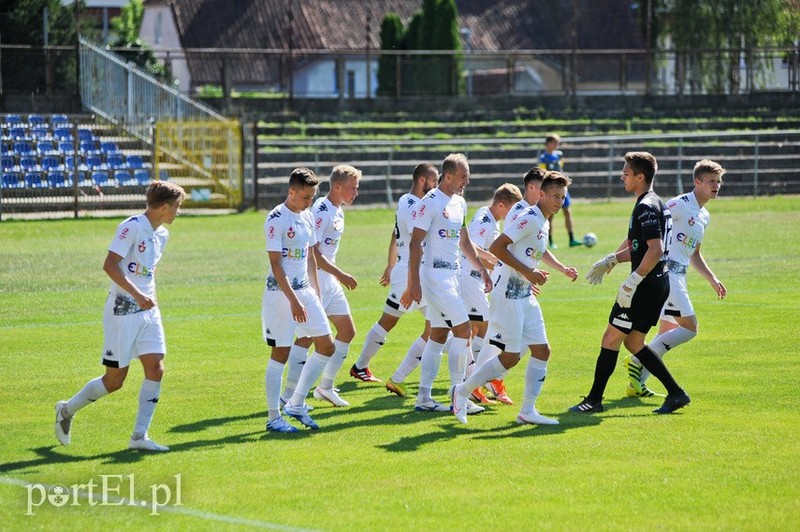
top-left (0, 476), bottom-right (318, 531)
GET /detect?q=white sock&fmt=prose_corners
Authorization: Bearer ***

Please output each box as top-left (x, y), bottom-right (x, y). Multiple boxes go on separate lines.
top-left (472, 335), bottom-right (485, 363)
top-left (289, 352), bottom-right (328, 407)
top-left (282, 344), bottom-right (309, 399)
top-left (320, 340), bottom-right (350, 390)
top-left (132, 379), bottom-right (161, 439)
top-left (355, 324), bottom-right (388, 369)
top-left (391, 337), bottom-right (425, 382)
top-left (642, 327), bottom-right (697, 383)
top-left (416, 340), bottom-right (445, 402)
top-left (465, 335), bottom-right (483, 379)
top-left (520, 357), bottom-right (548, 414)
top-left (458, 356), bottom-right (505, 398)
top-left (442, 333), bottom-right (454, 354)
top-left (265, 359), bottom-right (284, 421)
top-left (475, 342), bottom-right (502, 367)
top-left (65, 377), bottom-right (109, 417)
top-left (447, 337), bottom-right (469, 386)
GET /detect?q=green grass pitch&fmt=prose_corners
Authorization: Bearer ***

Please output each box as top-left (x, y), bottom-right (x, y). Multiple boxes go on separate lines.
top-left (1, 196), bottom-right (799, 529)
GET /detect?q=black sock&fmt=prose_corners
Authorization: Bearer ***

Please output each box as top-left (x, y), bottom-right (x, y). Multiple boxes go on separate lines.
top-left (587, 348), bottom-right (618, 402)
top-left (569, 231), bottom-right (575, 241)
top-left (635, 346), bottom-right (684, 396)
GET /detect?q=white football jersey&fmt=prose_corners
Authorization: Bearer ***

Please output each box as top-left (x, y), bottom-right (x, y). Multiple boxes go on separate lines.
top-left (505, 198), bottom-right (531, 224)
top-left (413, 188), bottom-right (467, 268)
top-left (666, 191), bottom-right (710, 266)
top-left (394, 192), bottom-right (422, 269)
top-left (264, 203), bottom-right (317, 288)
top-left (312, 196), bottom-right (345, 263)
top-left (493, 205), bottom-right (549, 298)
top-left (461, 205), bottom-right (498, 268)
top-left (107, 214), bottom-right (169, 299)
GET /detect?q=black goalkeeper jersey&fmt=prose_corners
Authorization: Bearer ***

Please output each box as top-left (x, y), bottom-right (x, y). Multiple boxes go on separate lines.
top-left (627, 190), bottom-right (671, 282)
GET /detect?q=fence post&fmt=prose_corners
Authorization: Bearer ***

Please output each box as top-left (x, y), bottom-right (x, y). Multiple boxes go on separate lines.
top-left (676, 136), bottom-right (684, 195)
top-left (385, 148), bottom-right (394, 207)
top-left (72, 122), bottom-right (80, 219)
top-left (753, 133), bottom-right (760, 196)
top-left (252, 120), bottom-right (259, 210)
top-left (606, 141), bottom-right (615, 200)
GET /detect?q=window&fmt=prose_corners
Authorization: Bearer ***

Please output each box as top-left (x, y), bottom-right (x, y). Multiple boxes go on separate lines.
top-left (347, 71), bottom-right (356, 98)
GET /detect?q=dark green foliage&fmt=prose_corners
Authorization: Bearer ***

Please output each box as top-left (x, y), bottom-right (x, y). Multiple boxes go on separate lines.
top-left (377, 13), bottom-right (404, 96)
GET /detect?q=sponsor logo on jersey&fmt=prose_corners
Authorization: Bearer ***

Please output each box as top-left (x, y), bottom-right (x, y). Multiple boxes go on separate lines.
top-left (268, 226), bottom-right (276, 239)
top-left (688, 216), bottom-right (696, 226)
top-left (675, 232), bottom-right (700, 249)
top-left (316, 217), bottom-right (323, 229)
top-left (478, 228), bottom-right (486, 237)
top-left (287, 226), bottom-right (296, 239)
top-left (516, 219), bottom-right (528, 230)
top-left (406, 198), bottom-right (415, 206)
top-left (282, 247), bottom-right (307, 259)
top-left (481, 215), bottom-right (491, 224)
top-left (268, 210), bottom-right (281, 220)
top-left (438, 228), bottom-right (459, 239)
top-left (317, 202), bottom-right (328, 212)
top-left (442, 209), bottom-right (450, 219)
top-left (127, 261), bottom-right (154, 278)
top-left (333, 219), bottom-right (343, 231)
top-left (119, 227), bottom-right (129, 240)
top-left (324, 237), bottom-right (340, 246)
top-left (525, 247), bottom-right (544, 259)
top-left (138, 240), bottom-right (146, 253)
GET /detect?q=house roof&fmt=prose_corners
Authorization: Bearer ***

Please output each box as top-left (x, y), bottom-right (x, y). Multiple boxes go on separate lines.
top-left (152, 0), bottom-right (644, 87)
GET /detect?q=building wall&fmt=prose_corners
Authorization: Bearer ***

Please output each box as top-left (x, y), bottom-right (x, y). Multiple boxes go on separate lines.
top-left (294, 58), bottom-right (378, 98)
top-left (140, 4), bottom-right (192, 93)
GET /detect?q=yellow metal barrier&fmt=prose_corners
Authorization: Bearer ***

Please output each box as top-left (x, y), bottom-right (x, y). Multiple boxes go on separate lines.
top-left (154, 120), bottom-right (242, 208)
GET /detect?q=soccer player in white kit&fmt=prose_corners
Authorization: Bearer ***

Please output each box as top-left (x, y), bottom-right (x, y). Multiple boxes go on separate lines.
top-left (624, 159), bottom-right (727, 394)
top-left (54, 181), bottom-right (186, 451)
top-left (350, 163), bottom-right (439, 395)
top-left (263, 168), bottom-right (337, 432)
top-left (460, 183), bottom-right (522, 403)
top-left (451, 172), bottom-right (578, 425)
top-left (400, 153), bottom-right (492, 412)
top-left (280, 165), bottom-right (361, 408)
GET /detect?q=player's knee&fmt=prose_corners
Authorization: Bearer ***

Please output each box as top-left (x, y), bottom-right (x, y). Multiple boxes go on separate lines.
top-left (315, 336), bottom-right (335, 356)
top-left (144, 365), bottom-right (164, 382)
top-left (102, 375), bottom-right (125, 392)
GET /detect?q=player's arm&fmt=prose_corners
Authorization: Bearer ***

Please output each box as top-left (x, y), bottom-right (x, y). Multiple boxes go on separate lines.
top-left (489, 234), bottom-right (548, 286)
top-left (690, 245), bottom-right (727, 299)
top-left (460, 227), bottom-right (492, 293)
top-left (400, 227), bottom-right (426, 307)
top-left (474, 244), bottom-right (499, 270)
top-left (541, 249), bottom-right (578, 282)
top-left (314, 245), bottom-right (357, 290)
top-left (616, 237), bottom-right (662, 307)
top-left (269, 250), bottom-right (307, 322)
top-left (380, 232), bottom-right (398, 287)
top-left (103, 251), bottom-right (155, 310)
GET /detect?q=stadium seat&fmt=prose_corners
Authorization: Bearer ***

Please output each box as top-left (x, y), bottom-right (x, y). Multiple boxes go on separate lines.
top-left (85, 155), bottom-right (103, 169)
top-left (28, 114), bottom-right (46, 127)
top-left (91, 171), bottom-right (116, 188)
top-left (2, 172), bottom-right (24, 188)
top-left (9, 127), bottom-right (29, 141)
top-left (133, 169), bottom-right (151, 184)
top-left (58, 141), bottom-right (75, 154)
top-left (41, 156), bottom-right (60, 171)
top-left (100, 141), bottom-right (119, 154)
top-left (4, 114), bottom-right (22, 127)
top-left (80, 140), bottom-right (100, 155)
top-left (1, 143), bottom-right (11, 154)
top-left (50, 114), bottom-right (70, 127)
top-left (106, 153), bottom-right (126, 169)
top-left (24, 172), bottom-right (48, 189)
top-left (1, 155), bottom-right (15, 171)
top-left (30, 127), bottom-right (50, 140)
top-left (64, 155), bottom-right (85, 172)
top-left (53, 127), bottom-right (72, 141)
top-left (77, 128), bottom-right (94, 142)
top-left (127, 155), bottom-right (144, 169)
top-left (74, 171), bottom-right (93, 188)
top-left (37, 141), bottom-right (58, 156)
top-left (48, 171), bottom-right (72, 188)
top-left (18, 156), bottom-right (38, 172)
top-left (115, 169), bottom-right (136, 186)
top-left (13, 142), bottom-right (33, 156)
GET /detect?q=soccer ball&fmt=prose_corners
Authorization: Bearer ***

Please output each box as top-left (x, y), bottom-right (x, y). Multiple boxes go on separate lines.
top-left (582, 232), bottom-right (598, 247)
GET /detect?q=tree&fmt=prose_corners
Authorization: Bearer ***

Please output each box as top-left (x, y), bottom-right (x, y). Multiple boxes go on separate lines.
top-left (661, 0), bottom-right (800, 94)
top-left (109, 0), bottom-right (171, 82)
top-left (377, 13), bottom-right (404, 96)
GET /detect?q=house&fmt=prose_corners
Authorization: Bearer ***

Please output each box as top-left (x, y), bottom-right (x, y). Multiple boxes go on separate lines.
top-left (139, 0), bottom-right (646, 97)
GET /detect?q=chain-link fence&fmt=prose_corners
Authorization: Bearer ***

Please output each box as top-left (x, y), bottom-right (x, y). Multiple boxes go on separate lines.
top-left (252, 130), bottom-right (800, 210)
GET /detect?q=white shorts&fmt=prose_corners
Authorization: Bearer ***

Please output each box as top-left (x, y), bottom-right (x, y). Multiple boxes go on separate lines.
top-left (421, 266), bottom-right (469, 329)
top-left (262, 285), bottom-right (331, 347)
top-left (485, 294), bottom-right (547, 354)
top-left (101, 294), bottom-right (166, 369)
top-left (661, 273), bottom-right (695, 323)
top-left (384, 263), bottom-right (427, 318)
top-left (460, 269), bottom-right (490, 322)
top-left (318, 270), bottom-right (351, 316)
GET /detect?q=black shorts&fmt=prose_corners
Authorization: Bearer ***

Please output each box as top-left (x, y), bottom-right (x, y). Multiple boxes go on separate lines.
top-left (608, 275), bottom-right (669, 335)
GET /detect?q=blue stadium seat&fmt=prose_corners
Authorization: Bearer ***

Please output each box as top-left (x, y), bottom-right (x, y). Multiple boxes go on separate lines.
top-left (85, 155), bottom-right (103, 169)
top-left (13, 142), bottom-right (33, 156)
top-left (41, 156), bottom-right (61, 171)
top-left (50, 114), bottom-right (70, 127)
top-left (37, 140), bottom-right (58, 156)
top-left (24, 172), bottom-right (48, 189)
top-left (127, 155), bottom-right (144, 169)
top-left (106, 153), bottom-right (126, 169)
top-left (80, 140), bottom-right (100, 155)
top-left (30, 127), bottom-right (50, 140)
top-left (2, 172), bottom-right (24, 188)
top-left (9, 127), bottom-right (29, 141)
top-left (48, 171), bottom-right (72, 188)
top-left (28, 114), bottom-right (46, 127)
top-left (100, 141), bottom-right (119, 154)
top-left (54, 127), bottom-right (72, 141)
top-left (63, 155), bottom-right (85, 172)
top-left (74, 171), bottom-right (93, 187)
top-left (19, 156), bottom-right (38, 172)
top-left (133, 169), bottom-right (151, 185)
top-left (1, 143), bottom-right (11, 154)
top-left (92, 171), bottom-right (116, 188)
top-left (115, 169), bottom-right (136, 186)
top-left (77, 128), bottom-right (94, 142)
top-left (1, 155), bottom-right (15, 171)
top-left (4, 114), bottom-right (22, 127)
top-left (58, 141), bottom-right (75, 154)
